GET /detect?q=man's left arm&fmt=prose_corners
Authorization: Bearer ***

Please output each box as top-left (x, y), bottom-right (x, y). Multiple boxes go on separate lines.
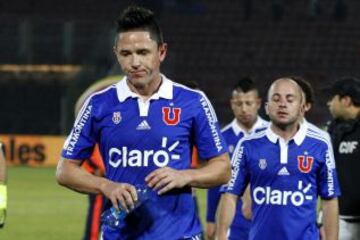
top-left (146, 153), bottom-right (230, 194)
top-left (321, 198), bottom-right (339, 240)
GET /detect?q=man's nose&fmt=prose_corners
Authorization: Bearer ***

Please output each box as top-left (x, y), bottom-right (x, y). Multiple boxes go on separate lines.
top-left (131, 54), bottom-right (141, 67)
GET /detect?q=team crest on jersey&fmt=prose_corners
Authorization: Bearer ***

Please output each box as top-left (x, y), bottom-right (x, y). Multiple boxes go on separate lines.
top-left (259, 159), bottom-right (267, 170)
top-left (112, 112), bottom-right (121, 124)
top-left (297, 155), bottom-right (314, 173)
top-left (162, 107), bottom-right (181, 126)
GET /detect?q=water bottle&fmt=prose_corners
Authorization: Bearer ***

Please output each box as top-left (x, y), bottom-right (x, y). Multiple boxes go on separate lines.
top-left (101, 185), bottom-right (151, 229)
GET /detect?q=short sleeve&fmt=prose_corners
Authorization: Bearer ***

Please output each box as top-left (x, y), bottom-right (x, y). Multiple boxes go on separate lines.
top-left (222, 140), bottom-right (249, 196)
top-left (193, 92), bottom-right (227, 160)
top-left (317, 144), bottom-right (341, 199)
top-left (61, 97), bottom-right (97, 160)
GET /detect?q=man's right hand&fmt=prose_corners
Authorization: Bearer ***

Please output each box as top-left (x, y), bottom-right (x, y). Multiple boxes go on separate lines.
top-left (206, 222), bottom-right (216, 240)
top-left (101, 181), bottom-right (138, 212)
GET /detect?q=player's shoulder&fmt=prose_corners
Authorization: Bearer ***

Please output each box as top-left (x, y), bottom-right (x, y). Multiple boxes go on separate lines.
top-left (89, 84), bottom-right (117, 102)
top-left (241, 129), bottom-right (268, 146)
top-left (81, 84), bottom-right (118, 117)
top-left (305, 121), bottom-right (332, 145)
top-left (221, 122), bottom-right (233, 134)
top-left (172, 80), bottom-right (204, 99)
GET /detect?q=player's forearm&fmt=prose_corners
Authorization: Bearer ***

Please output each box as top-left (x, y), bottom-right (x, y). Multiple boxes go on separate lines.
top-left (56, 158), bottom-right (109, 194)
top-left (184, 153), bottom-right (231, 188)
top-left (216, 193), bottom-right (237, 240)
top-left (322, 198), bottom-right (339, 240)
top-left (241, 185), bottom-right (252, 220)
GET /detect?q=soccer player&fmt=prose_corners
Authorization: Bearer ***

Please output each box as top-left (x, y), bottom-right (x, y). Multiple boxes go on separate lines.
top-left (326, 77), bottom-right (360, 240)
top-left (206, 77), bottom-right (268, 240)
top-left (56, 6), bottom-right (230, 240)
top-left (0, 143), bottom-right (6, 228)
top-left (216, 78), bottom-right (340, 240)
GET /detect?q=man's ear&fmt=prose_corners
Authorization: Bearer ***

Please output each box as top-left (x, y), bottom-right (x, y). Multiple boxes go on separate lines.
top-left (341, 96), bottom-right (352, 107)
top-left (158, 43), bottom-right (168, 62)
top-left (265, 102), bottom-right (269, 115)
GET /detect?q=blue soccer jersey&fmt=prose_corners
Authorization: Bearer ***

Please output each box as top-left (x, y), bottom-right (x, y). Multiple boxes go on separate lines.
top-left (207, 117), bottom-right (268, 239)
top-left (224, 123), bottom-right (341, 240)
top-left (62, 75), bottom-right (228, 240)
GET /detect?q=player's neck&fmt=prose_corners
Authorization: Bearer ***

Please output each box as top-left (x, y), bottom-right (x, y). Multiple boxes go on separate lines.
top-left (127, 75), bottom-right (162, 101)
top-left (270, 122), bottom-right (300, 142)
top-left (236, 119), bottom-right (256, 133)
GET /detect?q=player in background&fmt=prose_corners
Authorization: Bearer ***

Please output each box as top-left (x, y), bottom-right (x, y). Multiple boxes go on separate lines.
top-left (56, 6), bottom-right (230, 239)
top-left (0, 143), bottom-right (7, 228)
top-left (206, 77), bottom-right (268, 240)
top-left (216, 78), bottom-right (340, 240)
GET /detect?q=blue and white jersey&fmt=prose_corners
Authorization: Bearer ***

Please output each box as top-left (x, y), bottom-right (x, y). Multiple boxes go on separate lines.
top-left (207, 117), bottom-right (268, 239)
top-left (225, 123), bottom-right (341, 240)
top-left (207, 117), bottom-right (268, 221)
top-left (62, 75), bottom-right (228, 240)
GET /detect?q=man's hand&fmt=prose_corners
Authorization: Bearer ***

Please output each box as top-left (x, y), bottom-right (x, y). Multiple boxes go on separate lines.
top-left (145, 167), bottom-right (192, 194)
top-left (206, 222), bottom-right (216, 240)
top-left (0, 184), bottom-right (7, 228)
top-left (101, 181), bottom-right (137, 212)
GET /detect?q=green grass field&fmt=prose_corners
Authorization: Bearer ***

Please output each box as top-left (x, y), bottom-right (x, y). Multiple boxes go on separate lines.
top-left (0, 167), bottom-right (208, 240)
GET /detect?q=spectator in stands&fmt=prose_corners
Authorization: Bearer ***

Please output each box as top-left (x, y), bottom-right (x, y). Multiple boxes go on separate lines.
top-left (326, 77), bottom-right (360, 240)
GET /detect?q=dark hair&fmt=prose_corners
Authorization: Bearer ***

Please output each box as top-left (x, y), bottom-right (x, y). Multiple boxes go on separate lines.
top-left (233, 76), bottom-right (257, 93)
top-left (327, 77), bottom-right (360, 107)
top-left (290, 76), bottom-right (314, 105)
top-left (115, 6), bottom-right (164, 45)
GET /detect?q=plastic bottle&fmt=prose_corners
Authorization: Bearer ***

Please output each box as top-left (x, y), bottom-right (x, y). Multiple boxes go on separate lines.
top-left (101, 185), bottom-right (150, 229)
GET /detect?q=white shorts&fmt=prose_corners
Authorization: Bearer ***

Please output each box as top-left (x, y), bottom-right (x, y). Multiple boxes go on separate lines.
top-left (339, 219), bottom-right (360, 240)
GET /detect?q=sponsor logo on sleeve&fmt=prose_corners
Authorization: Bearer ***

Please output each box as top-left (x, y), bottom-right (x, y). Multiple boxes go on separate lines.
top-left (64, 105), bottom-right (92, 156)
top-left (200, 97), bottom-right (223, 152)
top-left (325, 150), bottom-right (335, 196)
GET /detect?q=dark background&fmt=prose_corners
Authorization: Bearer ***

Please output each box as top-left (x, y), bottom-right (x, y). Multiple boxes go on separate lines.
top-left (0, 0), bottom-right (359, 134)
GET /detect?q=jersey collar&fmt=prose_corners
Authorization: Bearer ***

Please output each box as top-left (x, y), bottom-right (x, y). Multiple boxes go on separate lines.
top-left (266, 121), bottom-right (307, 146)
top-left (231, 116), bottom-right (268, 136)
top-left (116, 74), bottom-right (173, 102)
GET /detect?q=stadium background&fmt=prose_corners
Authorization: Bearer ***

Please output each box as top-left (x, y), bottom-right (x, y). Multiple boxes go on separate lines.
top-left (0, 0), bottom-right (359, 239)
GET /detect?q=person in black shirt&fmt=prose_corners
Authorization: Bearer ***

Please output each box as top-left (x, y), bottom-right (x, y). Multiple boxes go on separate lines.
top-left (326, 77), bottom-right (360, 240)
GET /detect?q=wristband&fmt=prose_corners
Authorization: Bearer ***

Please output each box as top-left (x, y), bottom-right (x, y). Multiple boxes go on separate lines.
top-left (0, 184), bottom-right (7, 228)
top-left (0, 184), bottom-right (6, 209)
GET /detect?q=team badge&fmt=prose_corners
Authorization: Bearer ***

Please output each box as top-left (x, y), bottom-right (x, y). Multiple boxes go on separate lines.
top-left (112, 112), bottom-right (121, 124)
top-left (259, 159), bottom-right (267, 170)
top-left (297, 155), bottom-right (314, 173)
top-left (162, 107), bottom-right (181, 126)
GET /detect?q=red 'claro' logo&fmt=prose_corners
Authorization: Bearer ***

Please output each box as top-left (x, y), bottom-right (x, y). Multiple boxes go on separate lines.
top-left (162, 107), bottom-right (181, 125)
top-left (297, 155), bottom-right (314, 173)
